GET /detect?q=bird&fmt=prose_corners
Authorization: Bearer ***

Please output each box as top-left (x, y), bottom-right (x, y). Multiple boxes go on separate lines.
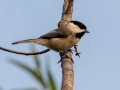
top-left (12, 21), bottom-right (89, 53)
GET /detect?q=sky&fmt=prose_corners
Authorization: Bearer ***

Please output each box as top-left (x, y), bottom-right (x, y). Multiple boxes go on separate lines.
top-left (0, 0), bottom-right (120, 90)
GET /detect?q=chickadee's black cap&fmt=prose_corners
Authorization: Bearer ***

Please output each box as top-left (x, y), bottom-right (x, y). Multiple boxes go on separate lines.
top-left (70, 21), bottom-right (87, 29)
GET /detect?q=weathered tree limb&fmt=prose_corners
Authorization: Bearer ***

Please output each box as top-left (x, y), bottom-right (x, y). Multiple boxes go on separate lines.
top-left (58, 0), bottom-right (73, 27)
top-left (58, 0), bottom-right (74, 90)
top-left (60, 50), bottom-right (74, 90)
top-left (0, 46), bottom-right (50, 55)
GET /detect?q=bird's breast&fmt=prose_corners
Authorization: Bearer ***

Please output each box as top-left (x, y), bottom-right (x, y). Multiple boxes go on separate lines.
top-left (45, 35), bottom-right (80, 52)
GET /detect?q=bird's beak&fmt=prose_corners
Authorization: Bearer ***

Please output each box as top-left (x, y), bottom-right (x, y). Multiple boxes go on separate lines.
top-left (85, 30), bottom-right (90, 33)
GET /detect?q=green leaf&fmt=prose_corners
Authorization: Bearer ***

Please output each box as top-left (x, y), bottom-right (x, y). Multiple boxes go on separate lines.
top-left (30, 44), bottom-right (41, 69)
top-left (8, 59), bottom-right (46, 88)
top-left (48, 71), bottom-right (57, 90)
top-left (33, 55), bottom-right (40, 69)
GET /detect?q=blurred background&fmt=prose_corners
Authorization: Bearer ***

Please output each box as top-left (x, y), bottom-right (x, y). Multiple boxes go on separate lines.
top-left (0, 0), bottom-right (120, 90)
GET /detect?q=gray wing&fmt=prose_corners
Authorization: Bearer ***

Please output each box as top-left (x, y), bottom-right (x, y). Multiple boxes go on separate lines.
top-left (39, 27), bottom-right (72, 39)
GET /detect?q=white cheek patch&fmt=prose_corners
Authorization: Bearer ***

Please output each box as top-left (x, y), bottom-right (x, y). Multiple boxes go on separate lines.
top-left (66, 22), bottom-right (85, 33)
top-left (78, 29), bottom-right (86, 33)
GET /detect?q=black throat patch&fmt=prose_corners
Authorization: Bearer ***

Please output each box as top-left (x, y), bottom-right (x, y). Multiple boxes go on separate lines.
top-left (75, 32), bottom-right (85, 39)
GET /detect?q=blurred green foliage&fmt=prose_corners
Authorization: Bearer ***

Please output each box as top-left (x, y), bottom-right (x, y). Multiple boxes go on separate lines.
top-left (7, 45), bottom-right (57, 90)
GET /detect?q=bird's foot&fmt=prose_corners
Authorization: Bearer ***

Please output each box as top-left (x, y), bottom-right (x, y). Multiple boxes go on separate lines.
top-left (57, 50), bottom-right (74, 64)
top-left (73, 45), bottom-right (81, 58)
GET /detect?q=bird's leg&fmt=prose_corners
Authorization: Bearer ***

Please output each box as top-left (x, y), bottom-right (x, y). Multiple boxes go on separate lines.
top-left (73, 45), bottom-right (81, 58)
top-left (58, 50), bottom-right (74, 63)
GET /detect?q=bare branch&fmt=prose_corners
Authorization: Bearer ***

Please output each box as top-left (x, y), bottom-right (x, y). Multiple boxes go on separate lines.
top-left (60, 50), bottom-right (74, 90)
top-left (0, 46), bottom-right (50, 55)
top-left (58, 0), bottom-right (74, 27)
top-left (58, 0), bottom-right (74, 90)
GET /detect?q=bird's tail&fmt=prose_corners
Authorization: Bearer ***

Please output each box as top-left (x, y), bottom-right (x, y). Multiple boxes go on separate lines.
top-left (12, 39), bottom-right (38, 45)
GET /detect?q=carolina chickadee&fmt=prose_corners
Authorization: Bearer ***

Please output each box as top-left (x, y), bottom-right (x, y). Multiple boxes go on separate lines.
top-left (12, 21), bottom-right (89, 53)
